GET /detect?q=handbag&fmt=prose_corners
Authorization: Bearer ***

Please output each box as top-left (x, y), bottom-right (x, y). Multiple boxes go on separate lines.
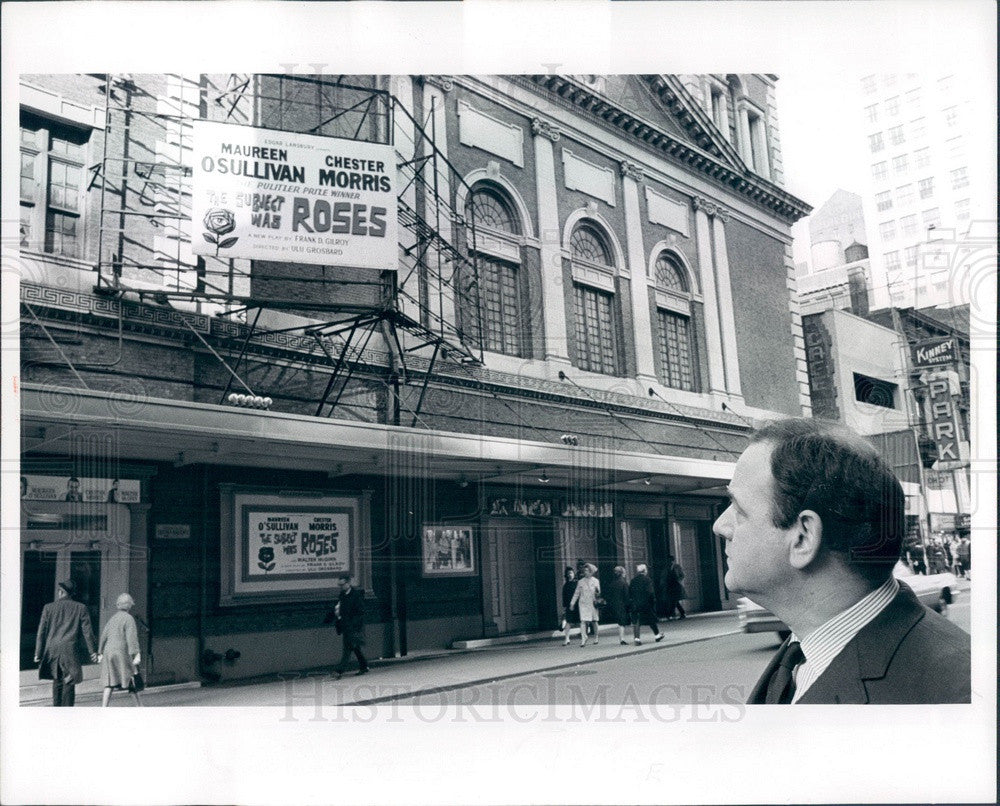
top-left (129, 669), bottom-right (145, 692)
top-left (593, 596), bottom-right (606, 609)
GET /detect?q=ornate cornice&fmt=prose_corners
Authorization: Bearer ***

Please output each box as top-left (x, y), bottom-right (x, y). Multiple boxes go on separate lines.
top-left (530, 117), bottom-right (561, 142)
top-left (522, 74), bottom-right (812, 224)
top-left (423, 75), bottom-right (454, 93)
top-left (619, 160), bottom-right (645, 182)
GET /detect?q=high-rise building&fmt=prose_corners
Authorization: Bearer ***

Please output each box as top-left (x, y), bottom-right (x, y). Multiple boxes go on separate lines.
top-left (857, 72), bottom-right (992, 310)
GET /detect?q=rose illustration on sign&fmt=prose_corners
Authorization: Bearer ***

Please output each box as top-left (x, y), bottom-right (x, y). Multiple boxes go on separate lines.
top-left (257, 546), bottom-right (275, 572)
top-left (202, 208), bottom-right (239, 256)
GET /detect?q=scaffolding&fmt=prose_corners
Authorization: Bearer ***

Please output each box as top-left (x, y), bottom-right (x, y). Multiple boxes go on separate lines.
top-left (89, 73), bottom-right (484, 426)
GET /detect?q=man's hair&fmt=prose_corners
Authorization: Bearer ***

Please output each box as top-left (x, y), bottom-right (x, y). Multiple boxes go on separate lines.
top-left (751, 418), bottom-right (904, 584)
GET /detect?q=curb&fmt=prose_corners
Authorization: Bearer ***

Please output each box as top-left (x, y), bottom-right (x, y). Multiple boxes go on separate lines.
top-left (348, 627), bottom-right (743, 707)
top-left (20, 680), bottom-right (202, 707)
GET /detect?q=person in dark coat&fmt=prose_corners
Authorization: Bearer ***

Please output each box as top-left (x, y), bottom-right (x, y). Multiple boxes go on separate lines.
top-left (560, 567), bottom-right (580, 645)
top-left (605, 566), bottom-right (630, 645)
top-left (628, 564), bottom-right (662, 645)
top-left (329, 572), bottom-right (368, 678)
top-left (663, 555), bottom-right (687, 620)
top-left (34, 580), bottom-right (98, 706)
top-left (717, 418), bottom-right (970, 704)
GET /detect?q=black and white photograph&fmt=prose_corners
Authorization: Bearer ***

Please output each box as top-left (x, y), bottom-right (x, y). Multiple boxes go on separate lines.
top-left (1, 2), bottom-right (995, 805)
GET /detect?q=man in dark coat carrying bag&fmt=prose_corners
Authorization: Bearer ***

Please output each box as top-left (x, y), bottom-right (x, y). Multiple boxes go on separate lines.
top-left (34, 580), bottom-right (98, 706)
top-left (327, 572), bottom-right (369, 679)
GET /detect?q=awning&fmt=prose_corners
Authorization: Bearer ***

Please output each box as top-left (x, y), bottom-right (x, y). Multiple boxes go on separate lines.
top-left (20, 384), bottom-right (735, 493)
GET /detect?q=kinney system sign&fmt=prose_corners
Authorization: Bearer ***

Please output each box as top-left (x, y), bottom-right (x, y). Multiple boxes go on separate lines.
top-left (911, 337), bottom-right (956, 368)
top-left (192, 121), bottom-right (397, 269)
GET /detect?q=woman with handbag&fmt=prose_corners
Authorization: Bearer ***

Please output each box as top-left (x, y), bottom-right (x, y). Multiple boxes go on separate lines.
top-left (98, 593), bottom-right (143, 706)
top-left (559, 567), bottom-right (580, 645)
top-left (569, 563), bottom-right (601, 647)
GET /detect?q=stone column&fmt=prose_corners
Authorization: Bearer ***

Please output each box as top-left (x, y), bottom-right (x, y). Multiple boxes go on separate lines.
top-left (710, 208), bottom-right (743, 398)
top-left (693, 197), bottom-right (726, 395)
top-left (620, 160), bottom-right (658, 384)
top-left (737, 103), bottom-right (754, 167)
top-left (532, 117), bottom-right (571, 365)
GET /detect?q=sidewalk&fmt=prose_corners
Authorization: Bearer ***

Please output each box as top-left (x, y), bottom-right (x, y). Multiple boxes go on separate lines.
top-left (21, 611), bottom-right (741, 707)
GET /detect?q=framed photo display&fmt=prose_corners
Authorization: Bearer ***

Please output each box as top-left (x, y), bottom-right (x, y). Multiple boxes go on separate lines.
top-left (421, 524), bottom-right (476, 577)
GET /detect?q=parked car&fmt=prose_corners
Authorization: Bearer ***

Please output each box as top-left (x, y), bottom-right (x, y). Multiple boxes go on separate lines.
top-left (736, 562), bottom-right (959, 639)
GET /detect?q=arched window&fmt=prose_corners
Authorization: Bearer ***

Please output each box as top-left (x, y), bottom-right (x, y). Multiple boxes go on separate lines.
top-left (570, 221), bottom-right (620, 376)
top-left (463, 184), bottom-right (524, 356)
top-left (570, 224), bottom-right (612, 266)
top-left (653, 251), bottom-right (697, 392)
top-left (654, 253), bottom-right (689, 293)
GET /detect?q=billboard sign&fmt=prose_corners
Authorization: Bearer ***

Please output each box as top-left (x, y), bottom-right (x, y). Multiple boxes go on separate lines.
top-left (911, 337), bottom-right (956, 368)
top-left (192, 121), bottom-right (397, 270)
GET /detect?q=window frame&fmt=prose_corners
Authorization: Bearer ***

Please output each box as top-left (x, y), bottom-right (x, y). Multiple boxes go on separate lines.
top-left (19, 113), bottom-right (90, 259)
top-left (463, 183), bottom-right (526, 358)
top-left (569, 221), bottom-right (622, 377)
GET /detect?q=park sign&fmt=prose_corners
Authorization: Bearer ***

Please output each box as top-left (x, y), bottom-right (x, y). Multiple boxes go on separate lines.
top-left (192, 121), bottom-right (397, 270)
top-left (911, 337), bottom-right (956, 368)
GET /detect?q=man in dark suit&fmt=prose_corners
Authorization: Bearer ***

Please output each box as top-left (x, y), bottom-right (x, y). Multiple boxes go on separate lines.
top-left (714, 418), bottom-right (971, 704)
top-left (330, 572), bottom-right (369, 679)
top-left (34, 580), bottom-right (98, 706)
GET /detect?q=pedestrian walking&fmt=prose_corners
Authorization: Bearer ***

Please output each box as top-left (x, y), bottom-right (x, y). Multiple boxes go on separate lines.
top-left (34, 580), bottom-right (98, 706)
top-left (559, 567), bottom-right (580, 645)
top-left (327, 572), bottom-right (369, 678)
top-left (605, 566), bottom-right (630, 645)
top-left (99, 593), bottom-right (143, 707)
top-left (569, 563), bottom-right (601, 647)
top-left (957, 537), bottom-right (970, 579)
top-left (628, 564), bottom-right (662, 645)
top-left (663, 555), bottom-right (687, 620)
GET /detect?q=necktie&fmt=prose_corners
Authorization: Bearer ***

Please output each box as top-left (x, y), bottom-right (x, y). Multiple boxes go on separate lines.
top-left (765, 640), bottom-right (804, 704)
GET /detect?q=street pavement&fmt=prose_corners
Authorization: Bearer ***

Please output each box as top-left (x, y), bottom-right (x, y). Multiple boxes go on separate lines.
top-left (24, 611), bottom-right (744, 708)
top-left (23, 578), bottom-right (973, 709)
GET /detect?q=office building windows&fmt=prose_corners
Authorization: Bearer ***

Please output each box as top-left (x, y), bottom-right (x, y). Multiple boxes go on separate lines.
top-left (909, 117), bottom-right (926, 140)
top-left (861, 75), bottom-right (877, 94)
top-left (950, 167), bottom-right (968, 190)
top-left (904, 245), bottom-right (918, 266)
top-left (888, 125), bottom-right (905, 146)
top-left (892, 154), bottom-right (908, 174)
top-left (923, 208), bottom-right (941, 228)
top-left (948, 137), bottom-right (966, 162)
top-left (915, 147), bottom-right (931, 168)
top-left (876, 191), bottom-right (893, 212)
top-left (884, 250), bottom-right (901, 270)
top-left (872, 161), bottom-right (888, 181)
top-left (943, 106), bottom-right (958, 127)
top-left (918, 177), bottom-right (934, 198)
top-left (955, 198), bottom-right (970, 220)
top-left (900, 214), bottom-right (918, 237)
top-left (885, 95), bottom-right (900, 116)
top-left (865, 104), bottom-right (879, 124)
top-left (879, 220), bottom-right (896, 241)
top-left (895, 184), bottom-right (915, 207)
top-left (868, 132), bottom-right (884, 153)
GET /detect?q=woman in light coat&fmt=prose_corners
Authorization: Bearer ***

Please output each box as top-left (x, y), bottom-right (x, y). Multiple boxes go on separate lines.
top-left (98, 593), bottom-right (142, 706)
top-left (569, 563), bottom-right (601, 646)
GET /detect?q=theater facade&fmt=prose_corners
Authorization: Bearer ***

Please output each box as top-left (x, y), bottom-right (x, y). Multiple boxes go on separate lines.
top-left (18, 73), bottom-right (810, 683)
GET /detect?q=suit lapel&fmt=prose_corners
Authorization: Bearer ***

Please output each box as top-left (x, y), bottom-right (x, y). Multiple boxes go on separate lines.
top-left (747, 636), bottom-right (790, 704)
top-left (796, 585), bottom-right (926, 704)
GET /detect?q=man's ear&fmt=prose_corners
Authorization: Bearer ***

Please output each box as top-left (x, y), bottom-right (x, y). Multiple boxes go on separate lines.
top-left (788, 509), bottom-right (823, 570)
